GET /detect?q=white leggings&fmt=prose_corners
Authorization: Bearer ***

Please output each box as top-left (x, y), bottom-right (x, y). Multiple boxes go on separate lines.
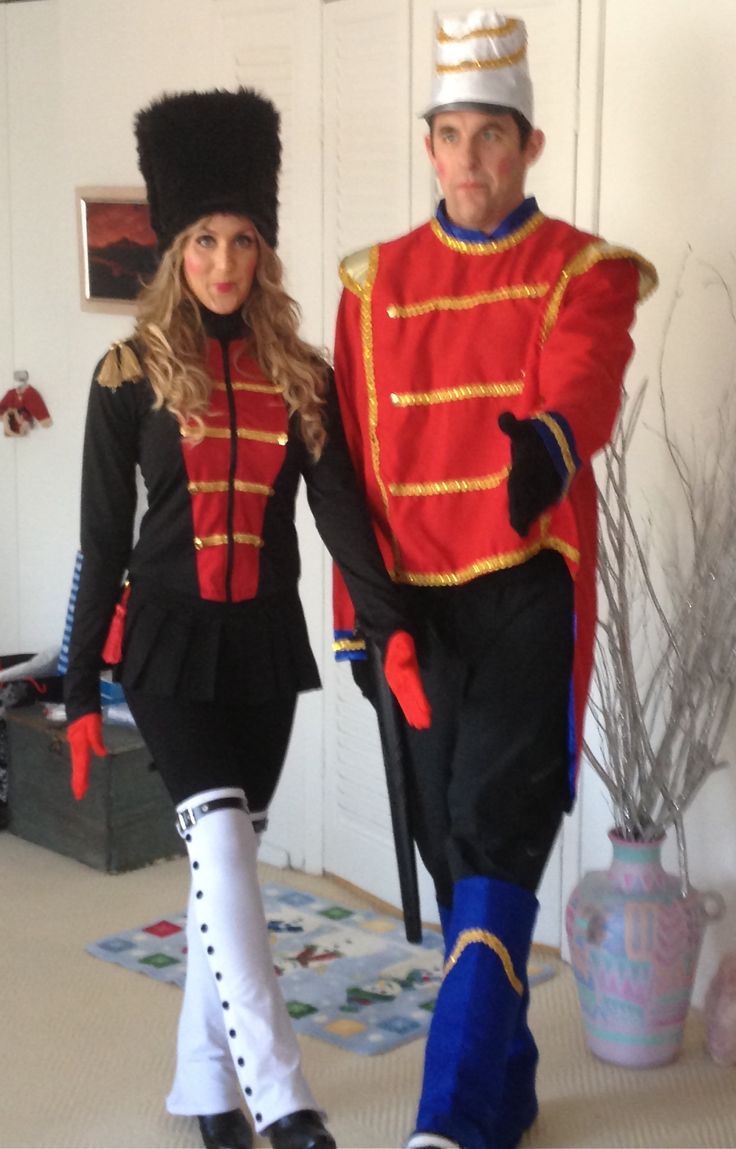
top-left (166, 787), bottom-right (317, 1130)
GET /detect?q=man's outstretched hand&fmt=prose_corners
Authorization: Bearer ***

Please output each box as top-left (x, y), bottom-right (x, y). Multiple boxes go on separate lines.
top-left (498, 412), bottom-right (564, 537)
top-left (383, 630), bottom-right (432, 729)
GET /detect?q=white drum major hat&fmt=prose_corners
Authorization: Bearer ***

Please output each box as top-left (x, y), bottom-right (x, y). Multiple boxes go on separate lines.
top-left (421, 8), bottom-right (533, 124)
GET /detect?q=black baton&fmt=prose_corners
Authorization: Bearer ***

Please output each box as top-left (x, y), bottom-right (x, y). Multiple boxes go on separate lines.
top-left (367, 640), bottom-right (422, 944)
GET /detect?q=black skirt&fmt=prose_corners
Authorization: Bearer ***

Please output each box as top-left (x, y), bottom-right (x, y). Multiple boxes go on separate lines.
top-left (117, 577), bottom-right (321, 704)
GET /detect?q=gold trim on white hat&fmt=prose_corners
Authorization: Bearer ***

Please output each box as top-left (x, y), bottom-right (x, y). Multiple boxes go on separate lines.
top-left (437, 16), bottom-right (520, 43)
top-left (437, 43), bottom-right (527, 74)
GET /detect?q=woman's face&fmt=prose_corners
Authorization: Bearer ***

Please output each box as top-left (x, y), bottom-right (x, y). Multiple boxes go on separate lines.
top-left (182, 213), bottom-right (259, 314)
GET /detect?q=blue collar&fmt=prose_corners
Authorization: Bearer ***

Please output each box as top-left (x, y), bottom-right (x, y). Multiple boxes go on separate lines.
top-left (435, 196), bottom-right (539, 244)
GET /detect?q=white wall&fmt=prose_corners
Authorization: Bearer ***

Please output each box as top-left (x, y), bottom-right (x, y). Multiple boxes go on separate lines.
top-left (1, 0), bottom-right (214, 661)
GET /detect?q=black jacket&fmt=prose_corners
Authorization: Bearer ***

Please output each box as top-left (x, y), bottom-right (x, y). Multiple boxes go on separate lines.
top-left (64, 329), bottom-right (409, 722)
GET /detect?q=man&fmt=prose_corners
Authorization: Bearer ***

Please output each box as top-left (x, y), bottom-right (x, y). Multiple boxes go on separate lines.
top-left (332, 10), bottom-right (657, 1149)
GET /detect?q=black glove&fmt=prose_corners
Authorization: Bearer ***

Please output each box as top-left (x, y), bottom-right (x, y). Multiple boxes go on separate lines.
top-left (498, 412), bottom-right (564, 537)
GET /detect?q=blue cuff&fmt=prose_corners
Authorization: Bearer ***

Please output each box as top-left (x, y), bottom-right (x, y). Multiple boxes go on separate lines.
top-left (333, 629), bottom-right (368, 662)
top-left (530, 411), bottom-right (581, 492)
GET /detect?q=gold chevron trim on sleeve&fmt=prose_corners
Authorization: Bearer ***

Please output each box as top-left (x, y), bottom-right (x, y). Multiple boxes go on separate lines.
top-left (390, 382), bottom-right (524, 406)
top-left (339, 246), bottom-right (375, 298)
top-left (540, 242), bottom-right (659, 344)
top-left (194, 533), bottom-right (264, 550)
top-left (444, 929), bottom-right (524, 994)
top-left (95, 341), bottom-right (144, 389)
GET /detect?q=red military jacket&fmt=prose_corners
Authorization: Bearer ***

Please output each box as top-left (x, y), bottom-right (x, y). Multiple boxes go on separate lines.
top-left (332, 209), bottom-right (657, 768)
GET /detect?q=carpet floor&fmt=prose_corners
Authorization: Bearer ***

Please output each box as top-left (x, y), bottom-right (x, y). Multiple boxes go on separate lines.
top-left (1, 833), bottom-right (735, 1149)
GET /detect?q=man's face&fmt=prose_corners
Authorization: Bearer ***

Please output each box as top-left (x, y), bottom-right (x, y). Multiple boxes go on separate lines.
top-left (425, 109), bottom-right (544, 235)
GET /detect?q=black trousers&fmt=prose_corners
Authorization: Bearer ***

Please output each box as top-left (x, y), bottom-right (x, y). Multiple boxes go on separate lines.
top-left (124, 689), bottom-right (297, 811)
top-left (402, 552), bottom-right (574, 908)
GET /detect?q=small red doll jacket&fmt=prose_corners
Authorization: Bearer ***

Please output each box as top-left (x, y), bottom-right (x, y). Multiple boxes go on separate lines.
top-left (0, 383), bottom-right (52, 436)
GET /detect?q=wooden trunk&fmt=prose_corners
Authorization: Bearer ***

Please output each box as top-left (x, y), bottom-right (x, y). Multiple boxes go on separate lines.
top-left (5, 704), bottom-right (184, 872)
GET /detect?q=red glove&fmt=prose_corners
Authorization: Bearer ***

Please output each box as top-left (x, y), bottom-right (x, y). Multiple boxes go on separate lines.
top-left (67, 713), bottom-right (108, 800)
top-left (383, 631), bottom-right (432, 730)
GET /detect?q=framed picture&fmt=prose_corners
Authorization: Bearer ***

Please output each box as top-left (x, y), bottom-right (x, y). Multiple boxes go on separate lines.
top-left (76, 186), bottom-right (158, 313)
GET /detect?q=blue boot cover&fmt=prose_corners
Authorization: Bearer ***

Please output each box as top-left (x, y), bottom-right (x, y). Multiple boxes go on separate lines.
top-left (415, 876), bottom-right (538, 1149)
top-left (435, 902), bottom-right (539, 1148)
top-left (495, 974), bottom-right (539, 1149)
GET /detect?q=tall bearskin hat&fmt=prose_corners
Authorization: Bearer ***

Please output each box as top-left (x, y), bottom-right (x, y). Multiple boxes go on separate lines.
top-left (134, 87), bottom-right (281, 253)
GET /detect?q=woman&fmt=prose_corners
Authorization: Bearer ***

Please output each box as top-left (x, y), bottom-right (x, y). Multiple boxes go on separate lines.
top-left (64, 88), bottom-right (430, 1149)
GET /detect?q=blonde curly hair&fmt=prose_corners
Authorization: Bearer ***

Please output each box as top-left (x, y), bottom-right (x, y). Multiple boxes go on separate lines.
top-left (133, 220), bottom-right (327, 457)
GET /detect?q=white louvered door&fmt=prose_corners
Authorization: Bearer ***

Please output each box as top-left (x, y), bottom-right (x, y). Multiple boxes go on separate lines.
top-left (321, 0), bottom-right (427, 910)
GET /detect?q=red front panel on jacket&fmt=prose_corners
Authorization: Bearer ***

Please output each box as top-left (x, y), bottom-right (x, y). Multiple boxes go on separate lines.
top-left (181, 339), bottom-right (288, 601)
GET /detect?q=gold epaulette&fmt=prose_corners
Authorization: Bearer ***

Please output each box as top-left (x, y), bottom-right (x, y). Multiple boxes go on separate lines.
top-left (95, 340), bottom-right (144, 390)
top-left (339, 246), bottom-right (375, 297)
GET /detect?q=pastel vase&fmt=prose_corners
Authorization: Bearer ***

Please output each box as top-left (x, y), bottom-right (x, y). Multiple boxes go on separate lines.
top-left (565, 830), bottom-right (724, 1067)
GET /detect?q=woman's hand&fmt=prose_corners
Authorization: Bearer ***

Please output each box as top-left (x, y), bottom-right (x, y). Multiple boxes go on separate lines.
top-left (67, 713), bottom-right (108, 800)
top-left (383, 631), bottom-right (432, 729)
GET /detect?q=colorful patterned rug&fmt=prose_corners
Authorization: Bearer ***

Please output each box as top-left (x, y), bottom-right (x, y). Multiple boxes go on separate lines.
top-left (87, 881), bottom-right (556, 1055)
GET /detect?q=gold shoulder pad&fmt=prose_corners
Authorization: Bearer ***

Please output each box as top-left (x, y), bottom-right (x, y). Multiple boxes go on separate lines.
top-left (95, 340), bottom-right (144, 390)
top-left (339, 246), bottom-right (374, 297)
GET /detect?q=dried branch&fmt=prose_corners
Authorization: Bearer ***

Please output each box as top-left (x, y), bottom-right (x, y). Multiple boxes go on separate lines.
top-left (584, 255), bottom-right (736, 852)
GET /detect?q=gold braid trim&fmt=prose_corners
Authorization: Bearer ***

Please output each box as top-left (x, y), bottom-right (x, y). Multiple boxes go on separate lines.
top-left (332, 638), bottom-right (367, 654)
top-left (188, 480), bottom-right (274, 496)
top-left (389, 469), bottom-right (508, 497)
top-left (540, 243), bottom-right (659, 344)
top-left (393, 536), bottom-right (580, 586)
top-left (390, 382), bottom-right (523, 406)
top-left (444, 929), bottom-right (524, 995)
top-left (534, 411), bottom-right (576, 497)
top-left (430, 213), bottom-right (545, 255)
top-left (360, 247), bottom-right (404, 575)
top-left (387, 284), bottom-right (546, 319)
top-left (544, 534), bottom-right (580, 564)
top-left (214, 381), bottom-right (283, 394)
top-left (96, 341), bottom-right (143, 389)
top-left (437, 17), bottom-right (519, 43)
top-left (181, 426), bottom-right (288, 445)
top-left (437, 43), bottom-right (526, 74)
top-left (194, 533), bottom-right (263, 550)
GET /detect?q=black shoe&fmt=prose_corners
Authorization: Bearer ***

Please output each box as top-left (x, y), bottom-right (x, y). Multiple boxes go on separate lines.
top-left (198, 1109), bottom-right (253, 1149)
top-left (265, 1109), bottom-right (337, 1149)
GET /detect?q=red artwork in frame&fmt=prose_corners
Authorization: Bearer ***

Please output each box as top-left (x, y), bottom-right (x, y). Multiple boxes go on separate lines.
top-left (77, 186), bottom-right (159, 312)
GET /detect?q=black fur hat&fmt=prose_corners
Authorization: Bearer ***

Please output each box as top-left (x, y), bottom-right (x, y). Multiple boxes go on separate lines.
top-left (135, 87), bottom-right (281, 252)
